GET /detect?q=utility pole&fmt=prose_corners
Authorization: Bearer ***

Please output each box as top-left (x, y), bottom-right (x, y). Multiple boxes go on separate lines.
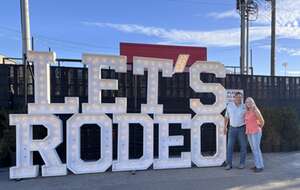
top-left (239, 0), bottom-right (247, 75)
top-left (250, 48), bottom-right (253, 75)
top-left (270, 0), bottom-right (276, 76)
top-left (246, 13), bottom-right (249, 75)
top-left (20, 0), bottom-right (32, 112)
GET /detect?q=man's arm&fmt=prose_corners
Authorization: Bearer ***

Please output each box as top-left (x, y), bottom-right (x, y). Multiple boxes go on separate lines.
top-left (224, 110), bottom-right (229, 135)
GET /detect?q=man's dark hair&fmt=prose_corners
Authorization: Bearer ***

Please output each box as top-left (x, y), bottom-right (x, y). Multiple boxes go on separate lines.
top-left (234, 92), bottom-right (243, 97)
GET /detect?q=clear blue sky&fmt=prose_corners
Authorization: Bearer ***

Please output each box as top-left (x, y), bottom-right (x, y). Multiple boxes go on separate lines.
top-left (1, 0), bottom-right (299, 76)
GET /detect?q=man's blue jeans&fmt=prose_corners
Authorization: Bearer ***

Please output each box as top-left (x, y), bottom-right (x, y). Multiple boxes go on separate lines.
top-left (226, 125), bottom-right (247, 167)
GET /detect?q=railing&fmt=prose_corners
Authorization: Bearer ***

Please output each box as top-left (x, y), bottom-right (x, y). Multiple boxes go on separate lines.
top-left (225, 66), bottom-right (254, 75)
top-left (2, 64), bottom-right (300, 111)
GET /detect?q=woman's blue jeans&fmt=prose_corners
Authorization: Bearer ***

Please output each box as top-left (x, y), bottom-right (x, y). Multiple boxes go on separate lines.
top-left (247, 131), bottom-right (264, 169)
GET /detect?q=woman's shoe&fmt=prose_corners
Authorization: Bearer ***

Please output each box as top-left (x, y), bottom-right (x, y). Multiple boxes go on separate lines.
top-left (237, 164), bottom-right (245, 169)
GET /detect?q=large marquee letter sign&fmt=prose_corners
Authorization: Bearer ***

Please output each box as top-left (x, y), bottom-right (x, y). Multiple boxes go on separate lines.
top-left (113, 114), bottom-right (153, 171)
top-left (189, 61), bottom-right (226, 167)
top-left (66, 114), bottom-right (112, 174)
top-left (9, 114), bottom-right (65, 179)
top-left (82, 54), bottom-right (127, 114)
top-left (9, 51), bottom-right (227, 179)
top-left (133, 57), bottom-right (173, 114)
top-left (154, 114), bottom-right (191, 169)
top-left (27, 51), bottom-right (79, 114)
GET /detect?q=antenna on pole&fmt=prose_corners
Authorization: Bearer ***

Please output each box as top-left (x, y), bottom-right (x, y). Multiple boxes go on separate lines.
top-left (237, 0), bottom-right (258, 75)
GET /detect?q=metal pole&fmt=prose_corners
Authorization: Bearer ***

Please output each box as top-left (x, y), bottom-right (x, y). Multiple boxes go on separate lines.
top-left (31, 36), bottom-right (34, 50)
top-left (283, 62), bottom-right (288, 76)
top-left (284, 65), bottom-right (286, 76)
top-left (246, 12), bottom-right (249, 75)
top-left (250, 48), bottom-right (253, 75)
top-left (240, 0), bottom-right (246, 75)
top-left (270, 0), bottom-right (276, 76)
top-left (20, 0), bottom-right (32, 112)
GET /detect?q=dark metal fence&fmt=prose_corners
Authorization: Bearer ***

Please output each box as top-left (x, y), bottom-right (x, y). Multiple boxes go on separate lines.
top-left (1, 64), bottom-right (300, 163)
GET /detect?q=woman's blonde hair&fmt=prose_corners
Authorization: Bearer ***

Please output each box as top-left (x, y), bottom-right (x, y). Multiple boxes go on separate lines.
top-left (245, 97), bottom-right (256, 111)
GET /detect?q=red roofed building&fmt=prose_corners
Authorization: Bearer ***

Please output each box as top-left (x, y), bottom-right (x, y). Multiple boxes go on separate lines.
top-left (120, 42), bottom-right (207, 66)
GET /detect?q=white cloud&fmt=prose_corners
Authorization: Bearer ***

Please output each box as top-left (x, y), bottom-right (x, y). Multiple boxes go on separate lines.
top-left (82, 22), bottom-right (272, 47)
top-left (82, 21), bottom-right (237, 46)
top-left (278, 47), bottom-right (300, 56)
top-left (206, 10), bottom-right (239, 19)
top-left (81, 0), bottom-right (300, 49)
top-left (207, 0), bottom-right (300, 28)
top-left (83, 21), bottom-right (300, 47)
top-left (259, 44), bottom-right (300, 57)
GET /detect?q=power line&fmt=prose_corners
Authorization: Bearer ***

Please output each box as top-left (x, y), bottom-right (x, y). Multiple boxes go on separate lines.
top-left (166, 0), bottom-right (233, 6)
top-left (0, 25), bottom-right (118, 52)
top-left (34, 34), bottom-right (118, 51)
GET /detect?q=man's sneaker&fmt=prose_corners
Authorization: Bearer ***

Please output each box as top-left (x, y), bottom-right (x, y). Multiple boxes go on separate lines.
top-left (250, 166), bottom-right (256, 170)
top-left (254, 168), bottom-right (264, 173)
top-left (237, 164), bottom-right (245, 169)
top-left (225, 165), bottom-right (232, 170)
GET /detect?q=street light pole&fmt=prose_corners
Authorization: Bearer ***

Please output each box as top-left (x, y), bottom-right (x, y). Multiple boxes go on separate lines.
top-left (20, 0), bottom-right (32, 112)
top-left (282, 62), bottom-right (288, 76)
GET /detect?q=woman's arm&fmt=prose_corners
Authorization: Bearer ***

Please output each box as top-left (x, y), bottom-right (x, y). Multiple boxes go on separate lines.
top-left (254, 107), bottom-right (265, 128)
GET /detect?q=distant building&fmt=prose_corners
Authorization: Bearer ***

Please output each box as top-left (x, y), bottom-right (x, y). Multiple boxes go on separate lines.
top-left (0, 54), bottom-right (17, 64)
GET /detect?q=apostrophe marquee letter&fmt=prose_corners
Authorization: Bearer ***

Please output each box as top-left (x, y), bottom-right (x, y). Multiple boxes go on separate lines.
top-left (9, 114), bottom-right (65, 179)
top-left (27, 51), bottom-right (79, 114)
top-left (82, 54), bottom-right (127, 114)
